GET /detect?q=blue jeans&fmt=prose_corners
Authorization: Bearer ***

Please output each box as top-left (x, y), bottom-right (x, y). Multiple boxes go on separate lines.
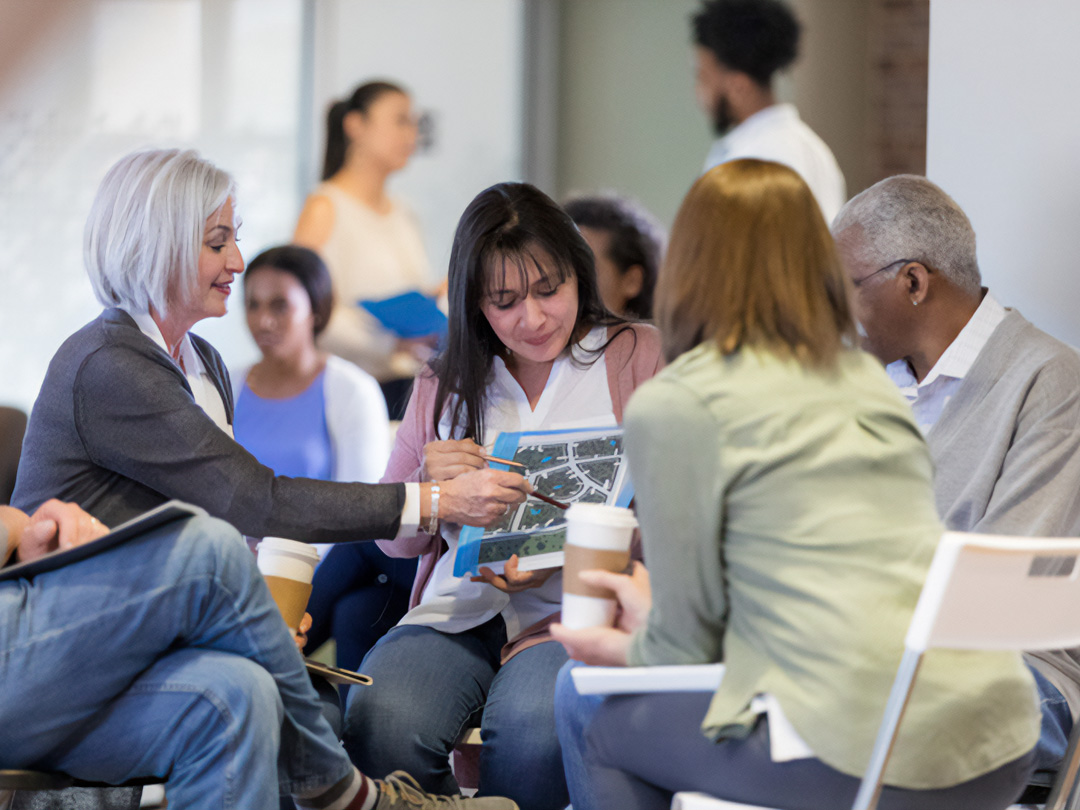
top-left (0, 515), bottom-right (353, 809)
top-left (343, 616), bottom-right (569, 810)
top-left (556, 666), bottom-right (1036, 810)
top-left (305, 542), bottom-right (417, 673)
top-left (1030, 664), bottom-right (1074, 778)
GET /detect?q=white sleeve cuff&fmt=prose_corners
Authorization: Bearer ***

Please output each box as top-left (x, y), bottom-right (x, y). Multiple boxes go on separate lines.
top-left (398, 482), bottom-right (421, 539)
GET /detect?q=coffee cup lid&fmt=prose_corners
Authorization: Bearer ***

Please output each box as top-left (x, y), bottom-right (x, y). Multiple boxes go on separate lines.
top-left (256, 536), bottom-right (322, 562)
top-left (565, 502), bottom-right (638, 529)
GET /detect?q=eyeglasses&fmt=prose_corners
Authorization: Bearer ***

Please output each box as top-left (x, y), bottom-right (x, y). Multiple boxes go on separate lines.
top-left (852, 259), bottom-right (916, 288)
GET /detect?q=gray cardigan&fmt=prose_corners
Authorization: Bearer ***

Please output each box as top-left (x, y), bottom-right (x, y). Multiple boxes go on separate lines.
top-left (929, 308), bottom-right (1080, 714)
top-left (12, 308), bottom-right (405, 543)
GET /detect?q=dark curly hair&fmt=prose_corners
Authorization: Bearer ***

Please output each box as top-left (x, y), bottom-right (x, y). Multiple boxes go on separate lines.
top-left (691, 0), bottom-right (800, 87)
top-left (563, 194), bottom-right (665, 320)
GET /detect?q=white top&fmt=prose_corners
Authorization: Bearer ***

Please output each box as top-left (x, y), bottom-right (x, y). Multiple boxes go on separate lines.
top-left (232, 354), bottom-right (392, 561)
top-left (703, 103), bottom-right (847, 224)
top-left (886, 292), bottom-right (1006, 434)
top-left (231, 355), bottom-right (390, 485)
top-left (312, 183), bottom-right (435, 381)
top-left (400, 327), bottom-right (615, 639)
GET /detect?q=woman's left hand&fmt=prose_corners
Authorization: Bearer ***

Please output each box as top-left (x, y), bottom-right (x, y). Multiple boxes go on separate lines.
top-left (472, 554), bottom-right (559, 593)
top-left (294, 612), bottom-right (312, 652)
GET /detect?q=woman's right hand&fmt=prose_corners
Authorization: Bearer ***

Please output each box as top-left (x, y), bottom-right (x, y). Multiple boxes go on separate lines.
top-left (437, 468), bottom-right (530, 527)
top-left (421, 439), bottom-right (487, 481)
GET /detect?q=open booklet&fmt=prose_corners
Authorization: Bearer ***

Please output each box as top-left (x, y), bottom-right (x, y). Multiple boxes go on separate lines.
top-left (453, 425), bottom-right (633, 577)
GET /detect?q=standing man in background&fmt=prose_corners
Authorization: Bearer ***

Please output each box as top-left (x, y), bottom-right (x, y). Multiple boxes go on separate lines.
top-left (691, 0), bottom-right (846, 222)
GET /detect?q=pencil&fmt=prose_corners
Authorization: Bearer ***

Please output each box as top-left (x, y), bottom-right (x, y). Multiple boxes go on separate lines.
top-left (482, 454), bottom-right (527, 469)
top-left (529, 490), bottom-right (570, 510)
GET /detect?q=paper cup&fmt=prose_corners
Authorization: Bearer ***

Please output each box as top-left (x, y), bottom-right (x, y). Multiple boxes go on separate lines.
top-left (256, 537), bottom-right (321, 633)
top-left (561, 503), bottom-right (638, 629)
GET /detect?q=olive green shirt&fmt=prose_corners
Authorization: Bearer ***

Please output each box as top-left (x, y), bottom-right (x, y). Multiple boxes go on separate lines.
top-left (625, 343), bottom-right (1039, 789)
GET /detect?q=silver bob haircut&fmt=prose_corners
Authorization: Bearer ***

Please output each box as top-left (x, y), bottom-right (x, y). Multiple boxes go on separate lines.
top-left (831, 174), bottom-right (981, 295)
top-left (84, 148), bottom-right (237, 316)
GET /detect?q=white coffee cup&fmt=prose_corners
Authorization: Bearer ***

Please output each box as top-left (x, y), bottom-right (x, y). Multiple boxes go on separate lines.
top-left (561, 503), bottom-right (638, 629)
top-left (256, 537), bottom-right (322, 633)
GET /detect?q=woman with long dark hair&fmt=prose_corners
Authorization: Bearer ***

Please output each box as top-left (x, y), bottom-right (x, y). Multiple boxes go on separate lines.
top-left (294, 81), bottom-right (437, 418)
top-left (342, 183), bottom-right (664, 810)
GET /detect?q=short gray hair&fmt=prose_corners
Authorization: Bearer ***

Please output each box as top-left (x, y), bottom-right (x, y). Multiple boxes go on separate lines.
top-left (84, 148), bottom-right (237, 316)
top-left (831, 174), bottom-right (981, 295)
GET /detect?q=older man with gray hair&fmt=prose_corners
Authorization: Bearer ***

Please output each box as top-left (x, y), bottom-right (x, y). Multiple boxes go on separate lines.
top-left (833, 173), bottom-right (1080, 785)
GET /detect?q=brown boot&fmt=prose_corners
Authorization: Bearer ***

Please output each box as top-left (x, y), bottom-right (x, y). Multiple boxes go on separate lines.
top-left (373, 771), bottom-right (519, 810)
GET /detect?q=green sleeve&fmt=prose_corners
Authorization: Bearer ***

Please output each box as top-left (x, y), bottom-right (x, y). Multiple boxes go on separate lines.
top-left (624, 376), bottom-right (728, 667)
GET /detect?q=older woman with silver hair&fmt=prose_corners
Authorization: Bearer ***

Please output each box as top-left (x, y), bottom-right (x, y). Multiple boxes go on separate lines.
top-left (11, 147), bottom-right (527, 809)
top-left (14, 148), bottom-right (526, 544)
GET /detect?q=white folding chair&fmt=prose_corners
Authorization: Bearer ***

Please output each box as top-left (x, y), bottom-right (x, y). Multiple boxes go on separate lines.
top-left (665, 532), bottom-right (1080, 810)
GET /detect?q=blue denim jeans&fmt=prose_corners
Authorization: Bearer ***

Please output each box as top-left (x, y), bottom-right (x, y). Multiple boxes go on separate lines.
top-left (1030, 664), bottom-right (1074, 778)
top-left (556, 665), bottom-right (1036, 810)
top-left (305, 541), bottom-right (417, 673)
top-left (343, 616), bottom-right (569, 810)
top-left (0, 515), bottom-right (352, 809)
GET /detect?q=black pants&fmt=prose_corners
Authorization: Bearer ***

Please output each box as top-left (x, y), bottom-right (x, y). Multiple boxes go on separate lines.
top-left (578, 689), bottom-right (1036, 810)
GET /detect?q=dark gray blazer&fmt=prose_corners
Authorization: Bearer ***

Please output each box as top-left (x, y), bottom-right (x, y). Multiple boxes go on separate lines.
top-left (13, 308), bottom-right (405, 541)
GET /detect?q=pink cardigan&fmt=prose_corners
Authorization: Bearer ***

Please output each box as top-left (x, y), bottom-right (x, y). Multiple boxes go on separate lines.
top-left (377, 323), bottom-right (664, 661)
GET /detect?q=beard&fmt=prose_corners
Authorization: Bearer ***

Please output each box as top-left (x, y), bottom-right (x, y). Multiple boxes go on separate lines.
top-left (711, 93), bottom-right (736, 136)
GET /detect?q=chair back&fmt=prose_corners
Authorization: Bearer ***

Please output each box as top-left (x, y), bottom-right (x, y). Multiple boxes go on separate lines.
top-left (906, 531), bottom-right (1080, 652)
top-left (0, 406), bottom-right (27, 506)
top-left (856, 531), bottom-right (1080, 810)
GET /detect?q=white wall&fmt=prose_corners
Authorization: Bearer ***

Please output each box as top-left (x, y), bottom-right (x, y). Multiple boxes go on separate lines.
top-left (0, 0), bottom-right (305, 413)
top-left (927, 0), bottom-right (1080, 347)
top-left (310, 0), bottom-right (525, 276)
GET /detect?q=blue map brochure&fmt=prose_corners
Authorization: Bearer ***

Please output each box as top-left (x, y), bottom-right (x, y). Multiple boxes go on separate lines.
top-left (453, 425), bottom-right (633, 577)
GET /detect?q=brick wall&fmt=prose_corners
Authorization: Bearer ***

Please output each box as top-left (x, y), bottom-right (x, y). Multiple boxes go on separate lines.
top-left (868, 0), bottom-right (929, 181)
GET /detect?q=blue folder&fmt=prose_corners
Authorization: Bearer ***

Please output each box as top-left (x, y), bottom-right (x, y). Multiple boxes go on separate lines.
top-left (359, 290), bottom-right (448, 339)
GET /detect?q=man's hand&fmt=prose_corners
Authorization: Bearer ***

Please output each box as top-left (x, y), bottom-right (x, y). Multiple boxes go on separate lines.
top-left (438, 468), bottom-right (529, 527)
top-left (472, 554), bottom-right (559, 593)
top-left (15, 499), bottom-right (110, 563)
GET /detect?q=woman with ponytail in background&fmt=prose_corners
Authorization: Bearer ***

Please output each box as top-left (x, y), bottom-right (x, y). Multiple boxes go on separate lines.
top-left (295, 81), bottom-right (438, 419)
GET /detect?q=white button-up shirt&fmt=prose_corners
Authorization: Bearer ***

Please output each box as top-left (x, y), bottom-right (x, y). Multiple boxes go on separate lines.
top-left (886, 292), bottom-right (1006, 434)
top-left (703, 103), bottom-right (847, 223)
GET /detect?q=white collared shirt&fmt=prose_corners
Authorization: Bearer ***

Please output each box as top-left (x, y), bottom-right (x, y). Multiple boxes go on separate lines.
top-left (401, 326), bottom-right (615, 637)
top-left (703, 103), bottom-right (847, 224)
top-left (122, 308), bottom-right (421, 536)
top-left (886, 292), bottom-right (1006, 434)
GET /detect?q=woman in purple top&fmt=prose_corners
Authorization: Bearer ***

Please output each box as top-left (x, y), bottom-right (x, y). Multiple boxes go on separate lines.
top-left (233, 245), bottom-right (417, 673)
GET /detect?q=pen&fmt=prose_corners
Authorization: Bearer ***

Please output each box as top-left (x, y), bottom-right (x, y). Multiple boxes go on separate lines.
top-left (482, 454), bottom-right (527, 470)
top-left (529, 491), bottom-right (570, 510)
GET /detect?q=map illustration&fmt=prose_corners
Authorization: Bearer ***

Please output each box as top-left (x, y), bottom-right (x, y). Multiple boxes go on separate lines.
top-left (453, 427), bottom-right (632, 577)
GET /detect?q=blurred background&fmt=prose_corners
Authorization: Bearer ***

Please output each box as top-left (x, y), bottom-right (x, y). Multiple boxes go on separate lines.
top-left (0, 0), bottom-right (929, 413)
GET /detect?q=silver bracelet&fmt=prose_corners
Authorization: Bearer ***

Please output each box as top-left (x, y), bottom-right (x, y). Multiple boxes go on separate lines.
top-left (424, 483), bottom-right (441, 535)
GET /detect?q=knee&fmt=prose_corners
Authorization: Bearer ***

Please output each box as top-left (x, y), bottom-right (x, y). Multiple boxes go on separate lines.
top-left (150, 650), bottom-right (284, 763)
top-left (200, 654), bottom-right (284, 740)
top-left (171, 516), bottom-right (256, 582)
